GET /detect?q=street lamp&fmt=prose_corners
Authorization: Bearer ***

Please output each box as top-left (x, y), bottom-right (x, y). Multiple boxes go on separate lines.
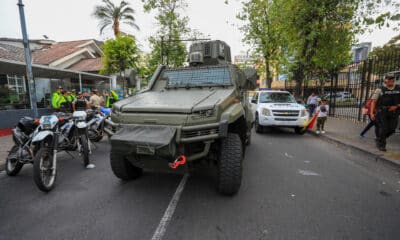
top-left (17, 0), bottom-right (38, 118)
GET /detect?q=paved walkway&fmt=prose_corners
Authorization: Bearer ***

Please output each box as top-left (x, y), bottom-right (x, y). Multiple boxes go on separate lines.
top-left (0, 135), bottom-right (13, 170)
top-left (311, 117), bottom-right (400, 165)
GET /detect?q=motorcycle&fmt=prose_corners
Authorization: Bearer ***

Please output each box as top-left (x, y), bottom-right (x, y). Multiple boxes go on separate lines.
top-left (5, 117), bottom-right (39, 176)
top-left (32, 111), bottom-right (91, 192)
top-left (87, 107), bottom-right (111, 142)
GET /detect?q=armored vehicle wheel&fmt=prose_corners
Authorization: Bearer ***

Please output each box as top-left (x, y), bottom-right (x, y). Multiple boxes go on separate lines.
top-left (255, 114), bottom-right (263, 133)
top-left (217, 133), bottom-right (243, 196)
top-left (110, 151), bottom-right (143, 180)
top-left (294, 127), bottom-right (306, 135)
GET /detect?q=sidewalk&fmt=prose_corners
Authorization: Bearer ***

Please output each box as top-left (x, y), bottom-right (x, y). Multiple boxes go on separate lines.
top-left (0, 135), bottom-right (13, 171)
top-left (310, 117), bottom-right (400, 166)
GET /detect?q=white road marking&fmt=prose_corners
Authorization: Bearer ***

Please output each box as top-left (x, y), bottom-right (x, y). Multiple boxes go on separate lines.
top-left (151, 173), bottom-right (189, 240)
top-left (298, 169), bottom-right (320, 176)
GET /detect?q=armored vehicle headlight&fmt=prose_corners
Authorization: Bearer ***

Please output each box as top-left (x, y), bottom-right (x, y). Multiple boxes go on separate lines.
top-left (262, 108), bottom-right (272, 116)
top-left (192, 109), bottom-right (215, 119)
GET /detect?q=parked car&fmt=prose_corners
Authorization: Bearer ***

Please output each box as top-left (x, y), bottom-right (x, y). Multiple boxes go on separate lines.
top-left (251, 90), bottom-right (309, 134)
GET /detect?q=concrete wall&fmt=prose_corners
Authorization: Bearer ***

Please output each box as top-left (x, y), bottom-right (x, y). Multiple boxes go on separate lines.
top-left (0, 108), bottom-right (53, 129)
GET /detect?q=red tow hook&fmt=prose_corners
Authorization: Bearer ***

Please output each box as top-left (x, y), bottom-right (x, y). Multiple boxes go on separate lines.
top-left (169, 155), bottom-right (187, 169)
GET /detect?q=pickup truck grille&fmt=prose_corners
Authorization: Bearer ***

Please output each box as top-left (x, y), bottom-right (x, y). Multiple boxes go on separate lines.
top-left (274, 118), bottom-right (298, 121)
top-left (272, 110), bottom-right (299, 117)
top-left (181, 127), bottom-right (219, 138)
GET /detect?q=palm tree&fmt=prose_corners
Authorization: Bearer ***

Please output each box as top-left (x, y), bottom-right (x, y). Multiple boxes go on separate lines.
top-left (92, 0), bottom-right (139, 37)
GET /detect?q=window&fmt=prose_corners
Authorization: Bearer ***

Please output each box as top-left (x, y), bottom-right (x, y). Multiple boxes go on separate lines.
top-left (0, 74), bottom-right (30, 110)
top-left (259, 92), bottom-right (296, 103)
top-left (163, 66), bottom-right (232, 88)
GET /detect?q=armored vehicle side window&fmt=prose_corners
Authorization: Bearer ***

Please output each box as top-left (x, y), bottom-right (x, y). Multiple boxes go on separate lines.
top-left (163, 66), bottom-right (232, 88)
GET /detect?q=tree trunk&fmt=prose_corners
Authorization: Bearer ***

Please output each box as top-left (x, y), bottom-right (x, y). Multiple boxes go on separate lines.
top-left (293, 63), bottom-right (304, 98)
top-left (120, 71), bottom-right (125, 97)
top-left (265, 56), bottom-right (272, 88)
top-left (113, 19), bottom-right (120, 37)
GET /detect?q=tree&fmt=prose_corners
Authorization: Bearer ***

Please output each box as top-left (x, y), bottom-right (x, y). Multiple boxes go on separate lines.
top-left (100, 35), bottom-right (140, 91)
top-left (369, 34), bottom-right (400, 75)
top-left (142, 0), bottom-right (190, 69)
top-left (237, 0), bottom-right (282, 88)
top-left (93, 0), bottom-right (139, 37)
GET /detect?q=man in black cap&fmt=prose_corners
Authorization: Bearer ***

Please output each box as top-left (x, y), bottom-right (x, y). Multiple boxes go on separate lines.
top-left (370, 74), bottom-right (400, 151)
top-left (72, 92), bottom-right (89, 112)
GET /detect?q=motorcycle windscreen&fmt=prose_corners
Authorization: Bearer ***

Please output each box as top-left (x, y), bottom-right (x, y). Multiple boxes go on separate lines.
top-left (110, 125), bottom-right (177, 156)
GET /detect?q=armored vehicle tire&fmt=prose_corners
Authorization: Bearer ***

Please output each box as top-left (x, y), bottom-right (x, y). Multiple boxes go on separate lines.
top-left (110, 151), bottom-right (143, 180)
top-left (294, 127), bottom-right (306, 135)
top-left (245, 130), bottom-right (252, 146)
top-left (217, 133), bottom-right (243, 196)
top-left (6, 145), bottom-right (23, 176)
top-left (255, 114), bottom-right (263, 133)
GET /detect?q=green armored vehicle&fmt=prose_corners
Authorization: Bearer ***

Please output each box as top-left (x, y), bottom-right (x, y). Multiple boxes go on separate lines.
top-left (109, 40), bottom-right (257, 195)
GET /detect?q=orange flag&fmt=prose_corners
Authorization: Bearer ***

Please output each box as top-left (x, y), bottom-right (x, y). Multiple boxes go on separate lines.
top-left (307, 115), bottom-right (318, 130)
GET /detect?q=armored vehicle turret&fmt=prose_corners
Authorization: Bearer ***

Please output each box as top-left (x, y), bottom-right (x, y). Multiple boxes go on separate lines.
top-left (108, 40), bottom-right (257, 195)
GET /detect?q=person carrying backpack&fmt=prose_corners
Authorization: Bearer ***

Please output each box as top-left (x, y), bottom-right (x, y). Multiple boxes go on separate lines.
top-left (315, 99), bottom-right (329, 134)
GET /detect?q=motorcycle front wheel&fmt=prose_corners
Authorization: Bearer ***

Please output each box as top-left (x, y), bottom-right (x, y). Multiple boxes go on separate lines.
top-left (6, 145), bottom-right (23, 176)
top-left (33, 147), bottom-right (56, 192)
top-left (80, 135), bottom-right (90, 167)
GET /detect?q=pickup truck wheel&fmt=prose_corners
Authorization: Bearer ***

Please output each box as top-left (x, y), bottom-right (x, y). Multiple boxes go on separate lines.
top-left (217, 133), bottom-right (243, 196)
top-left (255, 114), bottom-right (263, 133)
top-left (294, 127), bottom-right (306, 135)
top-left (110, 151), bottom-right (143, 180)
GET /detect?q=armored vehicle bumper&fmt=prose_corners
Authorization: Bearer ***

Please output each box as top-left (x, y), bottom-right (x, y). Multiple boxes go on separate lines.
top-left (109, 121), bottom-right (229, 169)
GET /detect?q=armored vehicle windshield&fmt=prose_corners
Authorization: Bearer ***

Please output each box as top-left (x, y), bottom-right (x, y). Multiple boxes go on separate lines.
top-left (162, 65), bottom-right (232, 88)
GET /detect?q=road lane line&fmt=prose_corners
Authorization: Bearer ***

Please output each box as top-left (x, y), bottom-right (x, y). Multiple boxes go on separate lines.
top-left (151, 173), bottom-right (189, 240)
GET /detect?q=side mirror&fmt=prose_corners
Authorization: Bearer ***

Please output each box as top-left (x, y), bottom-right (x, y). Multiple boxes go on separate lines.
top-left (243, 68), bottom-right (258, 90)
top-left (251, 99), bottom-right (257, 104)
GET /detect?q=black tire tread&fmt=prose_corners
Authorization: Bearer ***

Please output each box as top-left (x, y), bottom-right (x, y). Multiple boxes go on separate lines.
top-left (33, 147), bottom-right (56, 192)
top-left (110, 151), bottom-right (143, 180)
top-left (80, 135), bottom-right (90, 167)
top-left (217, 133), bottom-right (243, 195)
top-left (6, 145), bottom-right (24, 176)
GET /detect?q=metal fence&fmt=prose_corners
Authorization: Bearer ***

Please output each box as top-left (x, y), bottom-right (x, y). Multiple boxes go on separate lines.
top-left (285, 49), bottom-right (400, 122)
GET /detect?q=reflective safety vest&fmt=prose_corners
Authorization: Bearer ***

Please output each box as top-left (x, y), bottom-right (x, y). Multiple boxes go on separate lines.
top-left (111, 90), bottom-right (119, 100)
top-left (51, 92), bottom-right (62, 109)
top-left (105, 96), bottom-right (111, 108)
top-left (67, 93), bottom-right (76, 103)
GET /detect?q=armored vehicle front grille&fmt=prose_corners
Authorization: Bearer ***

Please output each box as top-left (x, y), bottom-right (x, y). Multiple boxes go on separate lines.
top-left (272, 110), bottom-right (299, 117)
top-left (181, 127), bottom-right (219, 138)
top-left (274, 118), bottom-right (298, 121)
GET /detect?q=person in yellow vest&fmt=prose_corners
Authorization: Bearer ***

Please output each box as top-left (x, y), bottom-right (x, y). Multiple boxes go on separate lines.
top-left (67, 89), bottom-right (76, 103)
top-left (58, 90), bottom-right (70, 112)
top-left (102, 91), bottom-right (111, 108)
top-left (110, 90), bottom-right (119, 106)
top-left (51, 86), bottom-right (63, 110)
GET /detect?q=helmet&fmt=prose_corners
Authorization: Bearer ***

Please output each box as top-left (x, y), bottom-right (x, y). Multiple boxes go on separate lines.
top-left (385, 73), bottom-right (395, 80)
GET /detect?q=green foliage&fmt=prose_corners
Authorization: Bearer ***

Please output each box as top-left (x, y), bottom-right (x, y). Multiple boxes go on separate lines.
top-left (369, 34), bottom-right (400, 74)
top-left (237, 0), bottom-right (283, 88)
top-left (100, 35), bottom-right (140, 75)
top-left (92, 0), bottom-right (139, 36)
top-left (142, 0), bottom-right (190, 69)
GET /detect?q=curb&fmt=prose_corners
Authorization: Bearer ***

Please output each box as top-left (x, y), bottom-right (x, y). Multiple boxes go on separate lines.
top-left (308, 130), bottom-right (400, 167)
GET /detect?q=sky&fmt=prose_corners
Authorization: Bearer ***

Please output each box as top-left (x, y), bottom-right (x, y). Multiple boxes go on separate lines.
top-left (0, 0), bottom-right (398, 58)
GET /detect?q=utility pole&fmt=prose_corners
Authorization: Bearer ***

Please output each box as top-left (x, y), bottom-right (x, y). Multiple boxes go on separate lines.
top-left (17, 0), bottom-right (38, 118)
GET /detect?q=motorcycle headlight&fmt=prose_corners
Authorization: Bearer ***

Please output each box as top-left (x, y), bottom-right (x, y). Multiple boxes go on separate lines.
top-left (300, 109), bottom-right (308, 117)
top-left (262, 108), bottom-right (272, 116)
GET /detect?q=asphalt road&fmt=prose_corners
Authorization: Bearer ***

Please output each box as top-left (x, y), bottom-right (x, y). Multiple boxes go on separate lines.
top-left (1, 129), bottom-right (400, 240)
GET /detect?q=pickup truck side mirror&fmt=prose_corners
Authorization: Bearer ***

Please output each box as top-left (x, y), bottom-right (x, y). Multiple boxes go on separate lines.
top-left (251, 99), bottom-right (257, 104)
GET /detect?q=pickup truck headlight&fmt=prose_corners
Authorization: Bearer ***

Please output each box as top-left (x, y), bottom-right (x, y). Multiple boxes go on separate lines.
top-left (262, 108), bottom-right (272, 116)
top-left (300, 109), bottom-right (308, 117)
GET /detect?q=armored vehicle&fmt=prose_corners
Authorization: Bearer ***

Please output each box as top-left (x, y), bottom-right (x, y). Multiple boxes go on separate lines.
top-left (109, 40), bottom-right (257, 195)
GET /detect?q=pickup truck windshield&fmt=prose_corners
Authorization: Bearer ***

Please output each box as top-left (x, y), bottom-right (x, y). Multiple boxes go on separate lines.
top-left (260, 92), bottom-right (296, 103)
top-left (163, 66), bottom-right (232, 88)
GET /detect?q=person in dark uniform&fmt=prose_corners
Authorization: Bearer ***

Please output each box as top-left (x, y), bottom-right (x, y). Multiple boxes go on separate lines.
top-left (72, 92), bottom-right (89, 112)
top-left (370, 74), bottom-right (400, 151)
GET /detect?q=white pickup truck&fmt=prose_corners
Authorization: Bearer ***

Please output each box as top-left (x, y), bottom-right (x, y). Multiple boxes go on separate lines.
top-left (250, 90), bottom-right (309, 134)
